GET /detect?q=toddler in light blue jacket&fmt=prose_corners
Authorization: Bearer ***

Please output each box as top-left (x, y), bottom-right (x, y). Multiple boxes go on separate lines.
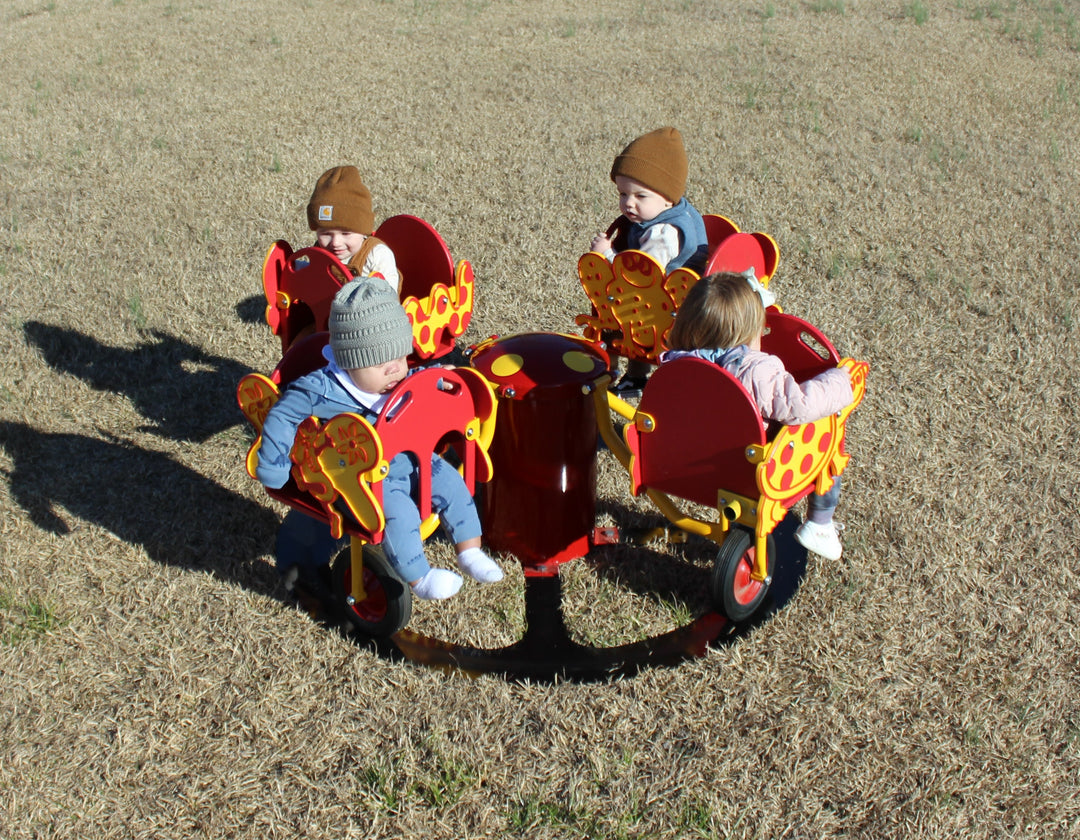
top-left (257, 277), bottom-right (502, 600)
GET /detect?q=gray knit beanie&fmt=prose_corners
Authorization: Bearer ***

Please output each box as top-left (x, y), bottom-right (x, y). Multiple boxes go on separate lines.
top-left (329, 278), bottom-right (414, 369)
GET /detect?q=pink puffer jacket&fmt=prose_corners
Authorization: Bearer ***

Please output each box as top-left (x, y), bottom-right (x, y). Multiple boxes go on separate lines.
top-left (663, 347), bottom-right (854, 426)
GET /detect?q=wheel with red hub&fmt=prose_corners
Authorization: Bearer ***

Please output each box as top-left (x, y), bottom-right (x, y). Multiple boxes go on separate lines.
top-left (710, 528), bottom-right (774, 622)
top-left (331, 544), bottom-right (412, 637)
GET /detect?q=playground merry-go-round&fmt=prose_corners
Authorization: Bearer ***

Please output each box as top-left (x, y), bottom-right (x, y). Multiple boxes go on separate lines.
top-left (237, 213), bottom-right (868, 680)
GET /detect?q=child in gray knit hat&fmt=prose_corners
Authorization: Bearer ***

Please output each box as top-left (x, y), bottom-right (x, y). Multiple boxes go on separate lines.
top-left (257, 277), bottom-right (502, 601)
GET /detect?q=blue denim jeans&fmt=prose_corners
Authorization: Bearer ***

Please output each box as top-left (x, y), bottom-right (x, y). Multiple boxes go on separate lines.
top-left (275, 508), bottom-right (348, 576)
top-left (273, 453), bottom-right (481, 583)
top-left (380, 452), bottom-right (482, 582)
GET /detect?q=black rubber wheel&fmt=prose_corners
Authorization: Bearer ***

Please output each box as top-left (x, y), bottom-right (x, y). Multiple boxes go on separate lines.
top-left (710, 528), bottom-right (774, 622)
top-left (331, 544), bottom-right (412, 636)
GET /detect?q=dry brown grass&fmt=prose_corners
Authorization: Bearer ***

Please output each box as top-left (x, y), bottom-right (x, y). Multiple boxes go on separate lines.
top-left (2, 0), bottom-right (1079, 837)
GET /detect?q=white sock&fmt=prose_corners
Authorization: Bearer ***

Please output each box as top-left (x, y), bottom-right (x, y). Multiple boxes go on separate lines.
top-left (411, 569), bottom-right (462, 600)
top-left (456, 547), bottom-right (503, 583)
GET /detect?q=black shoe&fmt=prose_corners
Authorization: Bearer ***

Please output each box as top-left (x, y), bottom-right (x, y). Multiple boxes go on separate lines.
top-left (284, 564), bottom-right (335, 615)
top-left (611, 375), bottom-right (647, 399)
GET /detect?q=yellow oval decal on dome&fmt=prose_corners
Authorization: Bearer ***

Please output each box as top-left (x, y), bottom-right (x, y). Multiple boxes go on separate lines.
top-left (562, 351), bottom-right (596, 373)
top-left (489, 353), bottom-right (524, 378)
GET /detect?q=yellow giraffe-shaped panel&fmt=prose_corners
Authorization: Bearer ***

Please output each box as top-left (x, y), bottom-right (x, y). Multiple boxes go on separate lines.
top-left (290, 413), bottom-right (385, 540)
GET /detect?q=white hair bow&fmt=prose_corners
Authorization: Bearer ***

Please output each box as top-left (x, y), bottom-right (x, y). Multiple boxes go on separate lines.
top-left (740, 267), bottom-right (776, 309)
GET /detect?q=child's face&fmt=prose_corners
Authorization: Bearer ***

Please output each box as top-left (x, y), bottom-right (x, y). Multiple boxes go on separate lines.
top-left (615, 176), bottom-right (674, 224)
top-left (346, 356), bottom-right (408, 395)
top-left (316, 228), bottom-right (367, 263)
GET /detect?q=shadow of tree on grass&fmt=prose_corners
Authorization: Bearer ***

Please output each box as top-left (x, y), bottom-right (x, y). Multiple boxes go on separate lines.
top-left (0, 421), bottom-right (282, 596)
top-left (24, 321), bottom-right (252, 444)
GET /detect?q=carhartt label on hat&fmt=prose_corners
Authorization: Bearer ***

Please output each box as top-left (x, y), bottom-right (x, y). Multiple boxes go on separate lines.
top-left (318, 205), bottom-right (334, 222)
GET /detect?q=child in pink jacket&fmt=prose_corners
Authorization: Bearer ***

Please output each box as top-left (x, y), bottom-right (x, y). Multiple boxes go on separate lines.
top-left (661, 271), bottom-right (854, 560)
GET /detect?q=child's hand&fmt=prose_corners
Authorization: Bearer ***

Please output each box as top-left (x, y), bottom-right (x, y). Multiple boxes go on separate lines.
top-left (591, 233), bottom-right (612, 253)
top-left (435, 369), bottom-right (457, 392)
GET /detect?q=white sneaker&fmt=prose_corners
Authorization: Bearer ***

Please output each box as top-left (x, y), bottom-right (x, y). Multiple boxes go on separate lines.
top-left (795, 521), bottom-right (843, 561)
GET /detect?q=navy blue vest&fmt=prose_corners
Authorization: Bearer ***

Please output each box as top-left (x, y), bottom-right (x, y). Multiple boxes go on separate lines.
top-left (624, 198), bottom-right (709, 273)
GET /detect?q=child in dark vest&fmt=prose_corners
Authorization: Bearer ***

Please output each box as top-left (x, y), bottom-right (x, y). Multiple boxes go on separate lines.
top-left (590, 127), bottom-right (709, 396)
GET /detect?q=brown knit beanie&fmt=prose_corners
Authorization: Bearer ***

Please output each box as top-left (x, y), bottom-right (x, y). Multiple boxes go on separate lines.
top-left (609, 127), bottom-right (688, 203)
top-left (306, 166), bottom-right (375, 235)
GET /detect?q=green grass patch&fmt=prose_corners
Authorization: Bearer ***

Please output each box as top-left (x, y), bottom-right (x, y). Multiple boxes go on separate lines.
top-left (414, 750), bottom-right (478, 807)
top-left (356, 762), bottom-right (403, 813)
top-left (904, 0), bottom-right (929, 24)
top-left (508, 794), bottom-right (596, 833)
top-left (0, 589), bottom-right (65, 645)
top-left (128, 292), bottom-right (148, 330)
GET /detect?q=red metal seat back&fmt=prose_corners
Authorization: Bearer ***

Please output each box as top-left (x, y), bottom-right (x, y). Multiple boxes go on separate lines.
top-left (703, 232), bottom-right (779, 282)
top-left (374, 214), bottom-right (455, 302)
top-left (263, 243), bottom-right (352, 353)
top-left (375, 215), bottom-right (473, 362)
top-left (269, 331), bottom-right (332, 387)
top-left (703, 214), bottom-right (739, 249)
top-left (627, 356), bottom-right (767, 507)
top-left (760, 311), bottom-right (840, 384)
top-left (371, 367), bottom-right (495, 519)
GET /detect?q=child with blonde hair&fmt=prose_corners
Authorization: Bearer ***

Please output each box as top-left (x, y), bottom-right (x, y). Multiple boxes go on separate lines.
top-left (663, 272), bottom-right (854, 560)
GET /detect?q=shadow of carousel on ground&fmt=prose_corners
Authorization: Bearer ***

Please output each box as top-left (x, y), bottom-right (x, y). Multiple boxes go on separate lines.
top-left (2, 324), bottom-right (818, 682)
top-left (23, 321), bottom-right (253, 443)
top-left (11, 257), bottom-right (841, 681)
